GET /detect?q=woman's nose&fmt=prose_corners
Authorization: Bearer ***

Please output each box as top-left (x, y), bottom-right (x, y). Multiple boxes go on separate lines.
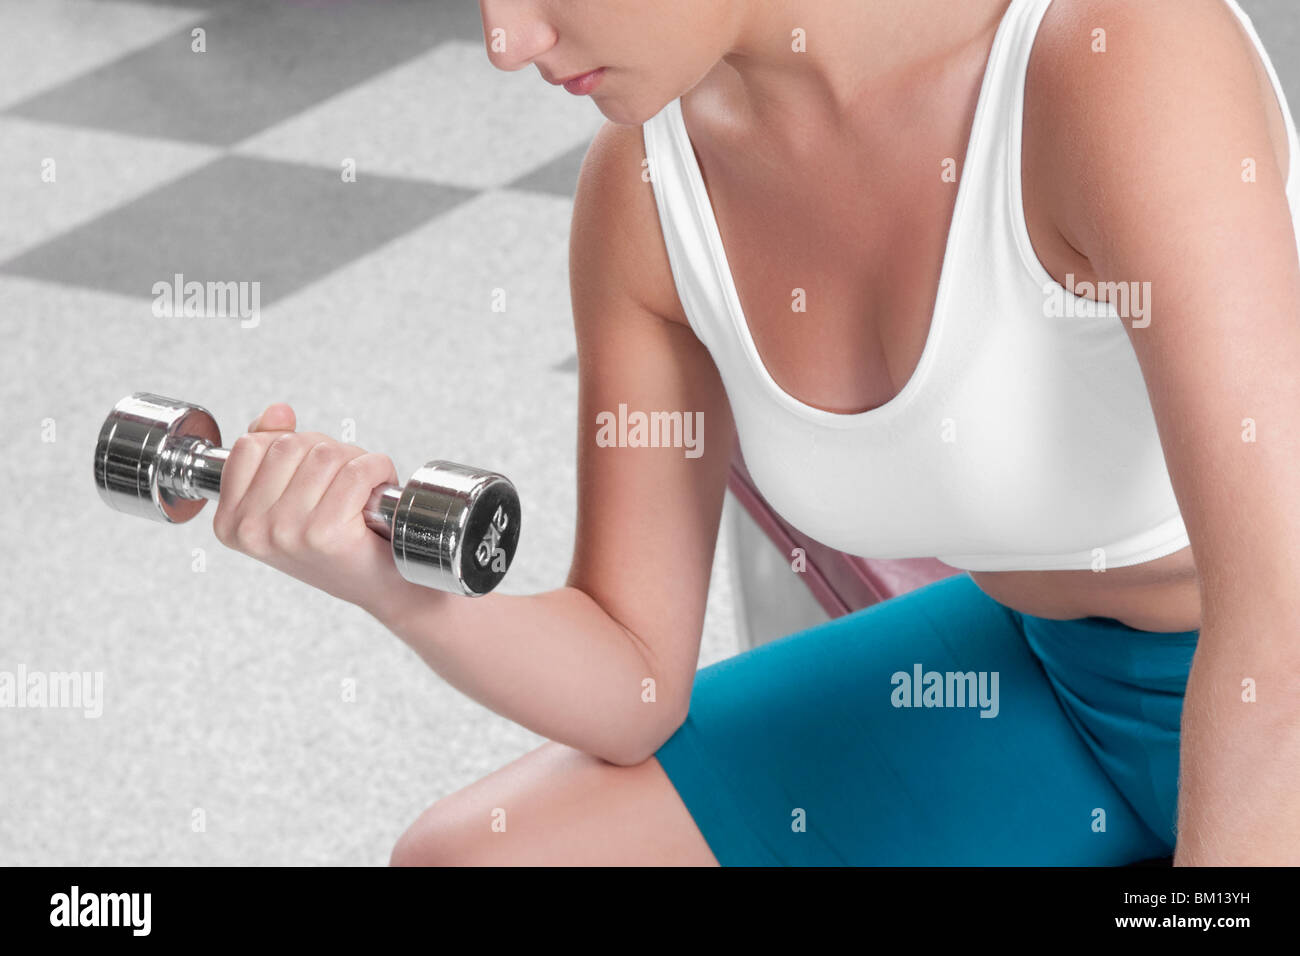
top-left (479, 0), bottom-right (557, 72)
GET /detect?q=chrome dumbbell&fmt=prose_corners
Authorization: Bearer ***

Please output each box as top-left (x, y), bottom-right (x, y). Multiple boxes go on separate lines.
top-left (93, 392), bottom-right (521, 597)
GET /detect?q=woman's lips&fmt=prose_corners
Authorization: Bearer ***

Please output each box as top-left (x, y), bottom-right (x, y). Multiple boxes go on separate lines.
top-left (561, 67), bottom-right (607, 96)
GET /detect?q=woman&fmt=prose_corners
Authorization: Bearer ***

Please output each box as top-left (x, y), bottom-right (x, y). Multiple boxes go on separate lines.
top-left (217, 0), bottom-right (1300, 865)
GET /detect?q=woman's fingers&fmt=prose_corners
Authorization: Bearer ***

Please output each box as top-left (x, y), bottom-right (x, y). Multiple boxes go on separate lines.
top-left (313, 452), bottom-right (400, 532)
top-left (213, 429), bottom-right (328, 552)
top-left (217, 403), bottom-right (296, 529)
top-left (273, 439), bottom-right (368, 529)
top-left (234, 431), bottom-right (332, 519)
top-left (206, 406), bottom-right (403, 606)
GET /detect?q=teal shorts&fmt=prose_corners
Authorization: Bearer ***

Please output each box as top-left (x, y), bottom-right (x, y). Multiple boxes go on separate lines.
top-left (653, 572), bottom-right (1198, 865)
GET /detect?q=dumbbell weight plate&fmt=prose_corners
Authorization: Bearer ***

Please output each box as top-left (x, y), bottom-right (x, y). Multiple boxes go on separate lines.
top-left (94, 393), bottom-right (222, 524)
top-left (393, 462), bottom-right (522, 596)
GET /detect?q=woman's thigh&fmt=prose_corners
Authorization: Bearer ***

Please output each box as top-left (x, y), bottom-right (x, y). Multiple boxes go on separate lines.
top-left (653, 573), bottom-right (1177, 865)
top-left (390, 742), bottom-right (718, 866)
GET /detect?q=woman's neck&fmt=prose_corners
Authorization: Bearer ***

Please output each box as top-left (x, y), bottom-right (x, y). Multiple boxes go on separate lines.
top-left (720, 0), bottom-right (1012, 131)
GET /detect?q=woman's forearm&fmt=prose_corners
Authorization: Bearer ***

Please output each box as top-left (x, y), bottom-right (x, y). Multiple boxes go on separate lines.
top-left (1174, 619), bottom-right (1300, 865)
top-left (369, 585), bottom-right (687, 766)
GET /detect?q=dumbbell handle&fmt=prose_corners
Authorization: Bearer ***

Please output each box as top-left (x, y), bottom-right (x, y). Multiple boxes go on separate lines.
top-left (156, 436), bottom-right (404, 541)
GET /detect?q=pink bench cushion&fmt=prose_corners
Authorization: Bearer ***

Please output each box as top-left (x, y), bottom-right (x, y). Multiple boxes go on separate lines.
top-left (728, 450), bottom-right (959, 618)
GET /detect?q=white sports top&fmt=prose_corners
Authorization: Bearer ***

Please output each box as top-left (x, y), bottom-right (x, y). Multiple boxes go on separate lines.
top-left (641, 0), bottom-right (1300, 571)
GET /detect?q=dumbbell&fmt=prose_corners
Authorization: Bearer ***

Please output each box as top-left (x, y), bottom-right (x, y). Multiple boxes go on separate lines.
top-left (93, 393), bottom-right (521, 597)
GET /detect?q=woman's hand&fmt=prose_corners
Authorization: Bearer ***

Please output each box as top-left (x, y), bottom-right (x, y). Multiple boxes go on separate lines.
top-left (211, 402), bottom-right (414, 614)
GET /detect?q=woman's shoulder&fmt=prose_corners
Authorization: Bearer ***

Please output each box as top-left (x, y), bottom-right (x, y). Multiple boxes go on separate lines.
top-left (571, 120), bottom-right (690, 326)
top-left (1025, 0), bottom-right (1291, 257)
top-left (1033, 0), bottom-right (1256, 50)
top-left (1029, 0), bottom-right (1285, 135)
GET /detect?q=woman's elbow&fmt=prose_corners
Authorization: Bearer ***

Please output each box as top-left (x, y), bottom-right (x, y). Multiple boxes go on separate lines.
top-left (595, 695), bottom-right (691, 767)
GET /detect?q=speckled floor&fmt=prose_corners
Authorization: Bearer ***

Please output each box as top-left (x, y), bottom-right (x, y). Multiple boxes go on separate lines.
top-left (0, 0), bottom-right (740, 866)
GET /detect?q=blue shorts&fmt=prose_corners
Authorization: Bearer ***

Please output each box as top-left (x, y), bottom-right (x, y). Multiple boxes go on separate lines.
top-left (653, 572), bottom-right (1198, 865)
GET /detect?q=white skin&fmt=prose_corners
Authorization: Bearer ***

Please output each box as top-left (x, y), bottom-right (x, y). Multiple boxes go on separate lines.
top-left (221, 0), bottom-right (1300, 864)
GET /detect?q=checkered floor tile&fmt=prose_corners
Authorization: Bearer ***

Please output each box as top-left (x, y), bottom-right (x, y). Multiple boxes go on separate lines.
top-left (0, 0), bottom-right (737, 866)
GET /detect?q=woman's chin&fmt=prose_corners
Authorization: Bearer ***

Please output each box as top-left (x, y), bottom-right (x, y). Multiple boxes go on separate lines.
top-left (593, 94), bottom-right (673, 127)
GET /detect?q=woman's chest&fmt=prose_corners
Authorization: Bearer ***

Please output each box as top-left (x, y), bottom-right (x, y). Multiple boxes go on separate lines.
top-left (683, 133), bottom-right (1180, 572)
top-left (694, 136), bottom-right (968, 416)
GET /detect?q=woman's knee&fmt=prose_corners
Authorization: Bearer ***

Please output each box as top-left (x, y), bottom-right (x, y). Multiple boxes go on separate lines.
top-left (388, 741), bottom-right (715, 866)
top-left (388, 741), bottom-right (619, 867)
top-left (390, 794), bottom-right (482, 867)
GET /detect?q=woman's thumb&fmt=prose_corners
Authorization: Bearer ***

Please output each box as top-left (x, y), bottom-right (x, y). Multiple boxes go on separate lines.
top-left (248, 403), bottom-right (296, 433)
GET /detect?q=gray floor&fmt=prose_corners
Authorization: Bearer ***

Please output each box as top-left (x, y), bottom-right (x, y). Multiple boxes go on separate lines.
top-left (1, 0), bottom-right (1296, 866)
top-left (0, 0), bottom-right (738, 866)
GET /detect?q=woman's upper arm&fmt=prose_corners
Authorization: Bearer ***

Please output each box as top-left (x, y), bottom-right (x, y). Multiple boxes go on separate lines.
top-left (565, 121), bottom-right (737, 704)
top-left (1035, 0), bottom-right (1300, 629)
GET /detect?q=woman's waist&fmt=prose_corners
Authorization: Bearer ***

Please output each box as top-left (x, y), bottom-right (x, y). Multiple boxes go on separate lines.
top-left (966, 547), bottom-right (1201, 633)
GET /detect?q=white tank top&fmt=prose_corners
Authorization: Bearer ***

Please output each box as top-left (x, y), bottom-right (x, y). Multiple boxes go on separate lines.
top-left (641, 0), bottom-right (1300, 572)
